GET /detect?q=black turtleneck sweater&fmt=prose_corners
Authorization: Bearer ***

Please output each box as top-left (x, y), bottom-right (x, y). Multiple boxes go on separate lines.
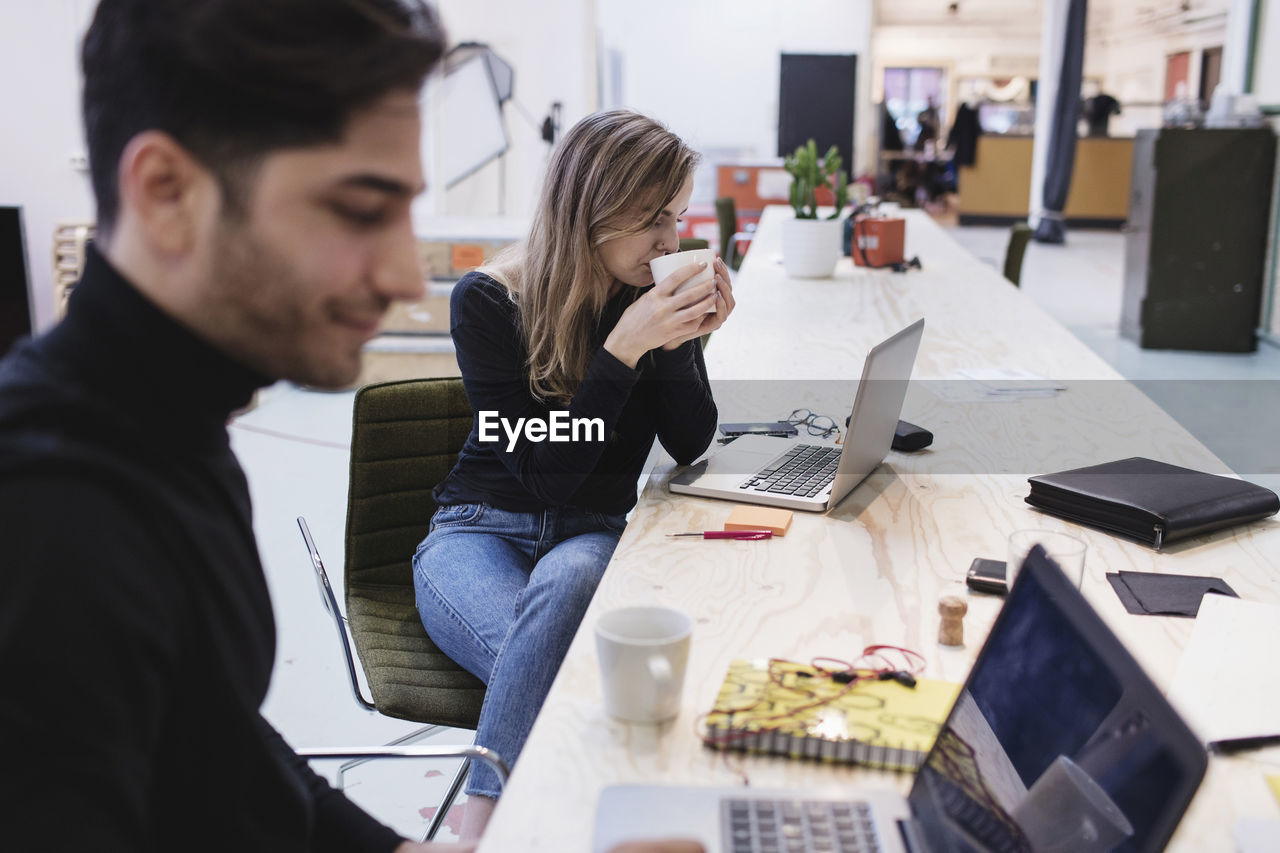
top-left (0, 248), bottom-right (402, 852)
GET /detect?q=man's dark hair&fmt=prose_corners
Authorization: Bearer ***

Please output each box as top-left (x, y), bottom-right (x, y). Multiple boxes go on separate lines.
top-left (81, 0), bottom-right (446, 237)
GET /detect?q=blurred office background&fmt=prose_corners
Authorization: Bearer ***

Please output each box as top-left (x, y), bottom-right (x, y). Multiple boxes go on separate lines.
top-left (4, 0), bottom-right (1280, 346)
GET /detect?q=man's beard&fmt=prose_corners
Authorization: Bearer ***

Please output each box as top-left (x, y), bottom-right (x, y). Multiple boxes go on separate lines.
top-left (206, 220), bottom-right (370, 390)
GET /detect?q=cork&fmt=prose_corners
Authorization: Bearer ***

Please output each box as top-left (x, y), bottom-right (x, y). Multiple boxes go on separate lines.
top-left (938, 596), bottom-right (968, 647)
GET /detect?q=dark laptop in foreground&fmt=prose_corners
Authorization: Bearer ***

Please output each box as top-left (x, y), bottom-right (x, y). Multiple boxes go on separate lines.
top-left (593, 546), bottom-right (1207, 853)
top-left (669, 318), bottom-right (925, 512)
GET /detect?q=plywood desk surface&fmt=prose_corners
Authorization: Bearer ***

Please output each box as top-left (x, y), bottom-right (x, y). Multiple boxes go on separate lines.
top-left (475, 207), bottom-right (1280, 852)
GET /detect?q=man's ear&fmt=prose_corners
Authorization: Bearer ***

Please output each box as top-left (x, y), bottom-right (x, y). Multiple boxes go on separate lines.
top-left (116, 131), bottom-right (217, 256)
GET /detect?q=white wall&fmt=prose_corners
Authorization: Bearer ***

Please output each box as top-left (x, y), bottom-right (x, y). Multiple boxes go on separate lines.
top-left (1088, 4), bottom-right (1228, 136)
top-left (0, 0), bottom-right (96, 334)
top-left (872, 26), bottom-right (1044, 82)
top-left (597, 0), bottom-right (874, 197)
top-left (0, 0), bottom-right (596, 332)
top-left (425, 0), bottom-right (597, 221)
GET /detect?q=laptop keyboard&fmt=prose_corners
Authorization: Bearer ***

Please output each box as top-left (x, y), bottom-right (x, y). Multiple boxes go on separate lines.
top-left (739, 444), bottom-right (842, 499)
top-left (723, 798), bottom-right (883, 853)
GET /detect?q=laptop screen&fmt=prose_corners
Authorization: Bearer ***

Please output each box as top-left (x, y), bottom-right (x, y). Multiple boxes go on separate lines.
top-left (907, 547), bottom-right (1206, 853)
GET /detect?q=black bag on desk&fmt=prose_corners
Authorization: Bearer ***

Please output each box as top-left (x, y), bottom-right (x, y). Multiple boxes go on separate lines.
top-left (1026, 457), bottom-right (1279, 549)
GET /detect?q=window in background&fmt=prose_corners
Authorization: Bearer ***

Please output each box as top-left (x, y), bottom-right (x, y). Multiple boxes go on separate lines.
top-left (1199, 46), bottom-right (1222, 105)
top-left (883, 67), bottom-right (945, 148)
top-left (957, 76), bottom-right (1034, 136)
top-left (1165, 51), bottom-right (1191, 102)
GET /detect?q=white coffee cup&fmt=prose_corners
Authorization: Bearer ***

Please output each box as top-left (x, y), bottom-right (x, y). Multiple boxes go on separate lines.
top-left (648, 248), bottom-right (716, 312)
top-left (1011, 754), bottom-right (1133, 853)
top-left (1008, 529), bottom-right (1087, 589)
top-left (595, 605), bottom-right (693, 723)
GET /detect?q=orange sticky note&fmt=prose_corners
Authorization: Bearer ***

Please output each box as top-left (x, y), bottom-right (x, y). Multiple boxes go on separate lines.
top-left (724, 505), bottom-right (793, 537)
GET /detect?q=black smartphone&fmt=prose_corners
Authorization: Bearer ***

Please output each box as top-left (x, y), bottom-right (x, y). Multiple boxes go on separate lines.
top-left (719, 422), bottom-right (799, 438)
top-left (966, 557), bottom-right (1008, 595)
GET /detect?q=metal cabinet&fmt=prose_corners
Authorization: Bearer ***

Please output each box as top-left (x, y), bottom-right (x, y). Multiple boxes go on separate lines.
top-left (1121, 127), bottom-right (1276, 352)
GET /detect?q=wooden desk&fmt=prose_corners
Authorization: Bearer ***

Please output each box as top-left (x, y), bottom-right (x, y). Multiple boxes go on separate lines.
top-left (476, 207), bottom-right (1280, 852)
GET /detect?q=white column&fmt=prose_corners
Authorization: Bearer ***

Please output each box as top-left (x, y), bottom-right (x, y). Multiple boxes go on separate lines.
top-left (1028, 0), bottom-right (1071, 227)
top-left (1220, 0), bottom-right (1254, 95)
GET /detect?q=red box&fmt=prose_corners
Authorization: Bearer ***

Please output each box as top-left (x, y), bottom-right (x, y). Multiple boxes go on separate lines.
top-left (850, 217), bottom-right (905, 268)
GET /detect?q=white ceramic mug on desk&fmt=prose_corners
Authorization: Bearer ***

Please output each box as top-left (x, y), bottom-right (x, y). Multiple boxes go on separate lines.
top-left (595, 605), bottom-right (693, 723)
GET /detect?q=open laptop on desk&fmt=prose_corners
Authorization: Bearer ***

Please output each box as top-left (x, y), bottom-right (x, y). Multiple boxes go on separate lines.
top-left (593, 546), bottom-right (1207, 853)
top-left (669, 318), bottom-right (924, 512)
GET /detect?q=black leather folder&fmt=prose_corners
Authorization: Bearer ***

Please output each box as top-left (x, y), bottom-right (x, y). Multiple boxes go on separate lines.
top-left (1026, 457), bottom-right (1279, 549)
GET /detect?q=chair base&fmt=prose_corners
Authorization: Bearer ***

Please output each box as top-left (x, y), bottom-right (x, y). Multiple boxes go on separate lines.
top-left (336, 722), bottom-right (474, 840)
top-left (335, 722), bottom-right (446, 788)
top-left (302, 739), bottom-right (503, 843)
top-left (424, 756), bottom-right (471, 841)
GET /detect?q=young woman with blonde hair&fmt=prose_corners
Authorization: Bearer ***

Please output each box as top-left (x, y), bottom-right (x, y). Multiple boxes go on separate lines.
top-left (412, 109), bottom-right (733, 838)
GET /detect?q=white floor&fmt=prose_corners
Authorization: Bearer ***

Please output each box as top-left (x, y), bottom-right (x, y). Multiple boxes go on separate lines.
top-left (232, 224), bottom-right (1280, 843)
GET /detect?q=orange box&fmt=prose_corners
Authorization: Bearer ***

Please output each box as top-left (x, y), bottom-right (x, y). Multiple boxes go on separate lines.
top-left (450, 243), bottom-right (487, 271)
top-left (724, 505), bottom-right (793, 537)
top-left (851, 217), bottom-right (905, 268)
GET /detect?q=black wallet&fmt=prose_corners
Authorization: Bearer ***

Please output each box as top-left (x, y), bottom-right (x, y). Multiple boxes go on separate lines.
top-left (1026, 457), bottom-right (1279, 549)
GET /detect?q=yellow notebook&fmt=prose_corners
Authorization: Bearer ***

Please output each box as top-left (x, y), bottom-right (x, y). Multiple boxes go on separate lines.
top-left (703, 658), bottom-right (961, 771)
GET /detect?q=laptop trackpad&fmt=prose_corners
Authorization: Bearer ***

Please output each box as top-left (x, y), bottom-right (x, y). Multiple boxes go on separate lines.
top-left (669, 435), bottom-right (797, 488)
top-left (594, 785), bottom-right (721, 852)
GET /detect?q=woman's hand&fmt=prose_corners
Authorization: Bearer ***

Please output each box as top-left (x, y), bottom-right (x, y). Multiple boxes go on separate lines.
top-left (603, 257), bottom-right (735, 368)
top-left (660, 255), bottom-right (734, 351)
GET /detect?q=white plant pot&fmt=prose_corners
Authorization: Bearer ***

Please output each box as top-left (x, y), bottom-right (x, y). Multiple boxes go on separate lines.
top-left (781, 217), bottom-right (843, 278)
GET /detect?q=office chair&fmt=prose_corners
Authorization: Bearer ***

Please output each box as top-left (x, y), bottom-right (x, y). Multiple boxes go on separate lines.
top-left (678, 237), bottom-right (710, 251)
top-left (296, 377), bottom-right (490, 840)
top-left (714, 196), bottom-right (754, 271)
top-left (1003, 222), bottom-right (1033, 287)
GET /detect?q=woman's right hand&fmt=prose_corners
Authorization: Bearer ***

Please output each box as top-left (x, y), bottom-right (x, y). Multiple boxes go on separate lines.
top-left (603, 261), bottom-right (716, 368)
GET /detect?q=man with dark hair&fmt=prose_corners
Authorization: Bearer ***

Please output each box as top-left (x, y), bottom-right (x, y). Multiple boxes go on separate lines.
top-left (0, 2), bottom-right (705, 850)
top-left (0, 1), bottom-right (458, 850)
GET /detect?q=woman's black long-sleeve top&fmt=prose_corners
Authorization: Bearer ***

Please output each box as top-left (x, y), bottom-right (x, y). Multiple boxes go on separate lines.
top-left (431, 271), bottom-right (717, 516)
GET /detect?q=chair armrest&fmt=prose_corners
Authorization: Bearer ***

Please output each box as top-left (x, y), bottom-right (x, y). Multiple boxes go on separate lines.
top-left (297, 744), bottom-right (509, 789)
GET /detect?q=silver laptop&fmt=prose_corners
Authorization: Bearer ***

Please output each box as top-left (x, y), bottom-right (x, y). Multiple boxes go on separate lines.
top-left (669, 319), bottom-right (925, 512)
top-left (592, 547), bottom-right (1207, 853)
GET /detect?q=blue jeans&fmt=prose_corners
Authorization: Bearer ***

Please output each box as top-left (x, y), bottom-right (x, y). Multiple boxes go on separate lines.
top-left (411, 502), bottom-right (625, 799)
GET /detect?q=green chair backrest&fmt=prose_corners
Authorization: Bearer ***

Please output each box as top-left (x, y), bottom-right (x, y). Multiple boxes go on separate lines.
top-left (679, 237), bottom-right (709, 251)
top-left (1004, 222), bottom-right (1033, 287)
top-left (714, 196), bottom-right (739, 267)
top-left (344, 377), bottom-right (484, 726)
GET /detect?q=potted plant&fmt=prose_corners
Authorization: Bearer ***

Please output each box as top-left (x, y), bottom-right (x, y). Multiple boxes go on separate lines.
top-left (781, 139), bottom-right (849, 278)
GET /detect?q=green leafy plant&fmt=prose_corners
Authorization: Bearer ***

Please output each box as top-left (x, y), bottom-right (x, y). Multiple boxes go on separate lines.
top-left (783, 139), bottom-right (849, 220)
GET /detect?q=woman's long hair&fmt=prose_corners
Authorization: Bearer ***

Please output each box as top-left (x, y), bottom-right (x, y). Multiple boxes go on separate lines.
top-left (483, 109), bottom-right (698, 404)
